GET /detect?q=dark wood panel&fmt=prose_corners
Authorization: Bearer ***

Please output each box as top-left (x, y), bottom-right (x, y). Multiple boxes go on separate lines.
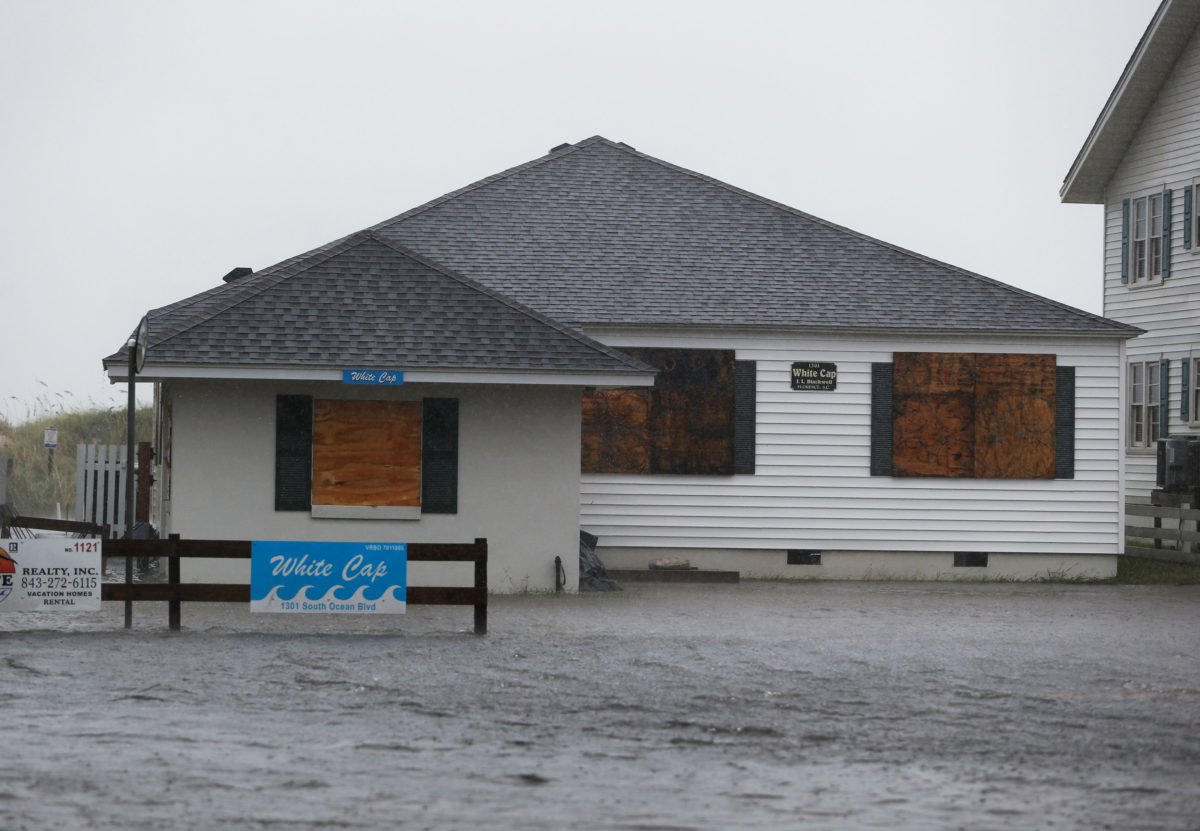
top-left (103, 540), bottom-right (485, 562)
top-left (581, 389), bottom-right (651, 473)
top-left (407, 542), bottom-right (487, 562)
top-left (104, 583), bottom-right (250, 602)
top-left (974, 354), bottom-right (1055, 479)
top-left (582, 348), bottom-right (736, 476)
top-left (407, 586), bottom-right (487, 605)
top-left (892, 352), bottom-right (976, 477)
top-left (104, 539), bottom-right (252, 559)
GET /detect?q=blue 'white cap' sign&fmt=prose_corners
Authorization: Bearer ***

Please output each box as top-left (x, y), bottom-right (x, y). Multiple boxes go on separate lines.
top-left (342, 369), bottom-right (404, 385)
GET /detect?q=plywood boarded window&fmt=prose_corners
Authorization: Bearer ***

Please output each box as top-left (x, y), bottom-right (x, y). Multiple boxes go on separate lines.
top-left (891, 352), bottom-right (1057, 479)
top-left (582, 348), bottom-right (738, 475)
top-left (312, 400), bottom-right (422, 506)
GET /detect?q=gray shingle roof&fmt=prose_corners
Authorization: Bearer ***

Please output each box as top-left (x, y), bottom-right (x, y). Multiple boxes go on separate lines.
top-left (105, 232), bottom-right (655, 375)
top-left (370, 136), bottom-right (1135, 334)
top-left (108, 136), bottom-right (1137, 373)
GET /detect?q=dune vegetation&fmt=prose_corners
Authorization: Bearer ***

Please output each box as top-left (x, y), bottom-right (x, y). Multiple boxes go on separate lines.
top-left (0, 397), bottom-right (152, 518)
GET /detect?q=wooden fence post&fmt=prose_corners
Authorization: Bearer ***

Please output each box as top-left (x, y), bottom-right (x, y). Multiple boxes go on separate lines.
top-left (474, 537), bottom-right (488, 635)
top-left (168, 533), bottom-right (181, 631)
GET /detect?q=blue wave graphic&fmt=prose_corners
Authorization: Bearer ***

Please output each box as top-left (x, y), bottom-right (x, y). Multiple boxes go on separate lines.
top-left (261, 584), bottom-right (405, 603)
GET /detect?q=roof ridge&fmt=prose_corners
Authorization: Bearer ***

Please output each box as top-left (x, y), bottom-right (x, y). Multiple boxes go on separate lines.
top-left (603, 141), bottom-right (1131, 331)
top-left (363, 231), bottom-right (655, 372)
top-left (370, 136), bottom-right (1124, 331)
top-left (368, 137), bottom-right (622, 232)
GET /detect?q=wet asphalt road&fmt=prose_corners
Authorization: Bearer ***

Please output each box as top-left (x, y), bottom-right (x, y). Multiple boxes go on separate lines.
top-left (3, 580), bottom-right (1199, 829)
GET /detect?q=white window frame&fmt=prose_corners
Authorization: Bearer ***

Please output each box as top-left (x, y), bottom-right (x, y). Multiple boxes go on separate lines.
top-left (1131, 193), bottom-right (1165, 284)
top-left (1129, 359), bottom-right (1161, 448)
top-left (1193, 180), bottom-right (1200, 256)
top-left (1190, 354), bottom-right (1200, 427)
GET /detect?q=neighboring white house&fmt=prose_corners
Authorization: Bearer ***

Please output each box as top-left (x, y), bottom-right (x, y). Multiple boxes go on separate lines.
top-left (1061, 0), bottom-right (1200, 503)
top-left (109, 137), bottom-right (1138, 587)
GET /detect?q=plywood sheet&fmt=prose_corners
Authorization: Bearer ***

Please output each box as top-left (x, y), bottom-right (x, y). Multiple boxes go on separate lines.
top-left (582, 389), bottom-right (651, 474)
top-left (893, 352), bottom-right (975, 477)
top-left (973, 353), bottom-right (1055, 479)
top-left (581, 348), bottom-right (736, 476)
top-left (312, 400), bottom-right (421, 506)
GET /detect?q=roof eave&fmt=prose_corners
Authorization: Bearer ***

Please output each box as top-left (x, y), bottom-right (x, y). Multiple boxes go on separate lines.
top-left (1061, 0), bottom-right (1200, 204)
top-left (583, 322), bottom-right (1144, 341)
top-left (104, 362), bottom-right (657, 388)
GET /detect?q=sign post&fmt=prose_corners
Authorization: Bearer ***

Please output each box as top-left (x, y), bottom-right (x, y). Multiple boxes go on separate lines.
top-left (43, 426), bottom-right (57, 475)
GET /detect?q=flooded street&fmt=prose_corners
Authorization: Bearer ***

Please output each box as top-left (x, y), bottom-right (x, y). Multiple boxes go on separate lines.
top-left (3, 581), bottom-right (1200, 830)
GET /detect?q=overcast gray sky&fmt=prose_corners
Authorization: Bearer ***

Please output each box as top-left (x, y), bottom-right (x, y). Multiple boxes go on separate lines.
top-left (0, 0), bottom-right (1161, 422)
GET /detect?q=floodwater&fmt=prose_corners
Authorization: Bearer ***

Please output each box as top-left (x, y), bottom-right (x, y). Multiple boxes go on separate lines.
top-left (3, 581), bottom-right (1200, 830)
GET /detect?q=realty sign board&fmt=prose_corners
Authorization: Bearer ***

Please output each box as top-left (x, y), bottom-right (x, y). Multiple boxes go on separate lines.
top-left (250, 541), bottom-right (407, 613)
top-left (0, 539), bottom-right (102, 612)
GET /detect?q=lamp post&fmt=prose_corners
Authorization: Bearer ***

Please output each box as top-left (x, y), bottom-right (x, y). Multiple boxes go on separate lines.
top-left (124, 316), bottom-right (148, 629)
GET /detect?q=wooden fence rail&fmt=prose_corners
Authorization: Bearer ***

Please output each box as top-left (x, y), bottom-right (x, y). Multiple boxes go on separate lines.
top-left (101, 537), bottom-right (488, 634)
top-left (2, 515), bottom-right (108, 538)
top-left (1125, 503), bottom-right (1200, 565)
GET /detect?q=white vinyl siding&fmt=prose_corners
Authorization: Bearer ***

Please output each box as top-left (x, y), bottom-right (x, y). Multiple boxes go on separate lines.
top-left (1102, 22), bottom-right (1200, 501)
top-left (580, 329), bottom-right (1123, 556)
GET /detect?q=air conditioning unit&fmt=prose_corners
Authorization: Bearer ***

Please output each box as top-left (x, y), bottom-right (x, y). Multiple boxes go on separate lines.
top-left (1156, 437), bottom-right (1200, 493)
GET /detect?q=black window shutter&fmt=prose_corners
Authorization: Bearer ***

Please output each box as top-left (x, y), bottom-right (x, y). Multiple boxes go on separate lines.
top-left (1185, 187), bottom-right (1193, 250)
top-left (1163, 188), bottom-right (1173, 278)
top-left (1055, 367), bottom-right (1075, 479)
top-left (1160, 358), bottom-right (1170, 438)
top-left (1183, 358), bottom-right (1191, 422)
top-left (1121, 198), bottom-right (1130, 284)
top-left (733, 360), bottom-right (756, 474)
top-left (275, 395), bottom-right (313, 511)
top-left (422, 398), bottom-right (459, 513)
top-left (870, 363), bottom-right (894, 476)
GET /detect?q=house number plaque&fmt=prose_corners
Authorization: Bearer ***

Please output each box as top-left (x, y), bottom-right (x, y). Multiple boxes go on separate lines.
top-left (791, 361), bottom-right (837, 391)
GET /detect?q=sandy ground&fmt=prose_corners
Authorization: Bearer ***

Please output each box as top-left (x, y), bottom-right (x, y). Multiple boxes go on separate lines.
top-left (3, 580), bottom-right (1200, 830)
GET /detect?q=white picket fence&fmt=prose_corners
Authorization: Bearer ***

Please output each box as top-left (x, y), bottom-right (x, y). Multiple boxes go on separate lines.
top-left (75, 444), bottom-right (130, 538)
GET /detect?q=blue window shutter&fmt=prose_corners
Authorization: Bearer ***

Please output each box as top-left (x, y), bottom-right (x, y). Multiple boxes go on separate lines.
top-left (275, 395), bottom-right (313, 511)
top-left (1182, 358), bottom-right (1191, 421)
top-left (1160, 358), bottom-right (1171, 438)
top-left (1121, 199), bottom-right (1130, 284)
top-left (1185, 187), bottom-right (1193, 250)
top-left (733, 360), bottom-right (756, 474)
top-left (1163, 188), bottom-right (1173, 278)
top-left (1055, 367), bottom-right (1075, 479)
top-left (421, 398), bottom-right (459, 513)
top-left (870, 363), bottom-right (894, 476)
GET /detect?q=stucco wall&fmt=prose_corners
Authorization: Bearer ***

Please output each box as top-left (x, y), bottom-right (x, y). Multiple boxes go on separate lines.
top-left (160, 379), bottom-right (582, 592)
